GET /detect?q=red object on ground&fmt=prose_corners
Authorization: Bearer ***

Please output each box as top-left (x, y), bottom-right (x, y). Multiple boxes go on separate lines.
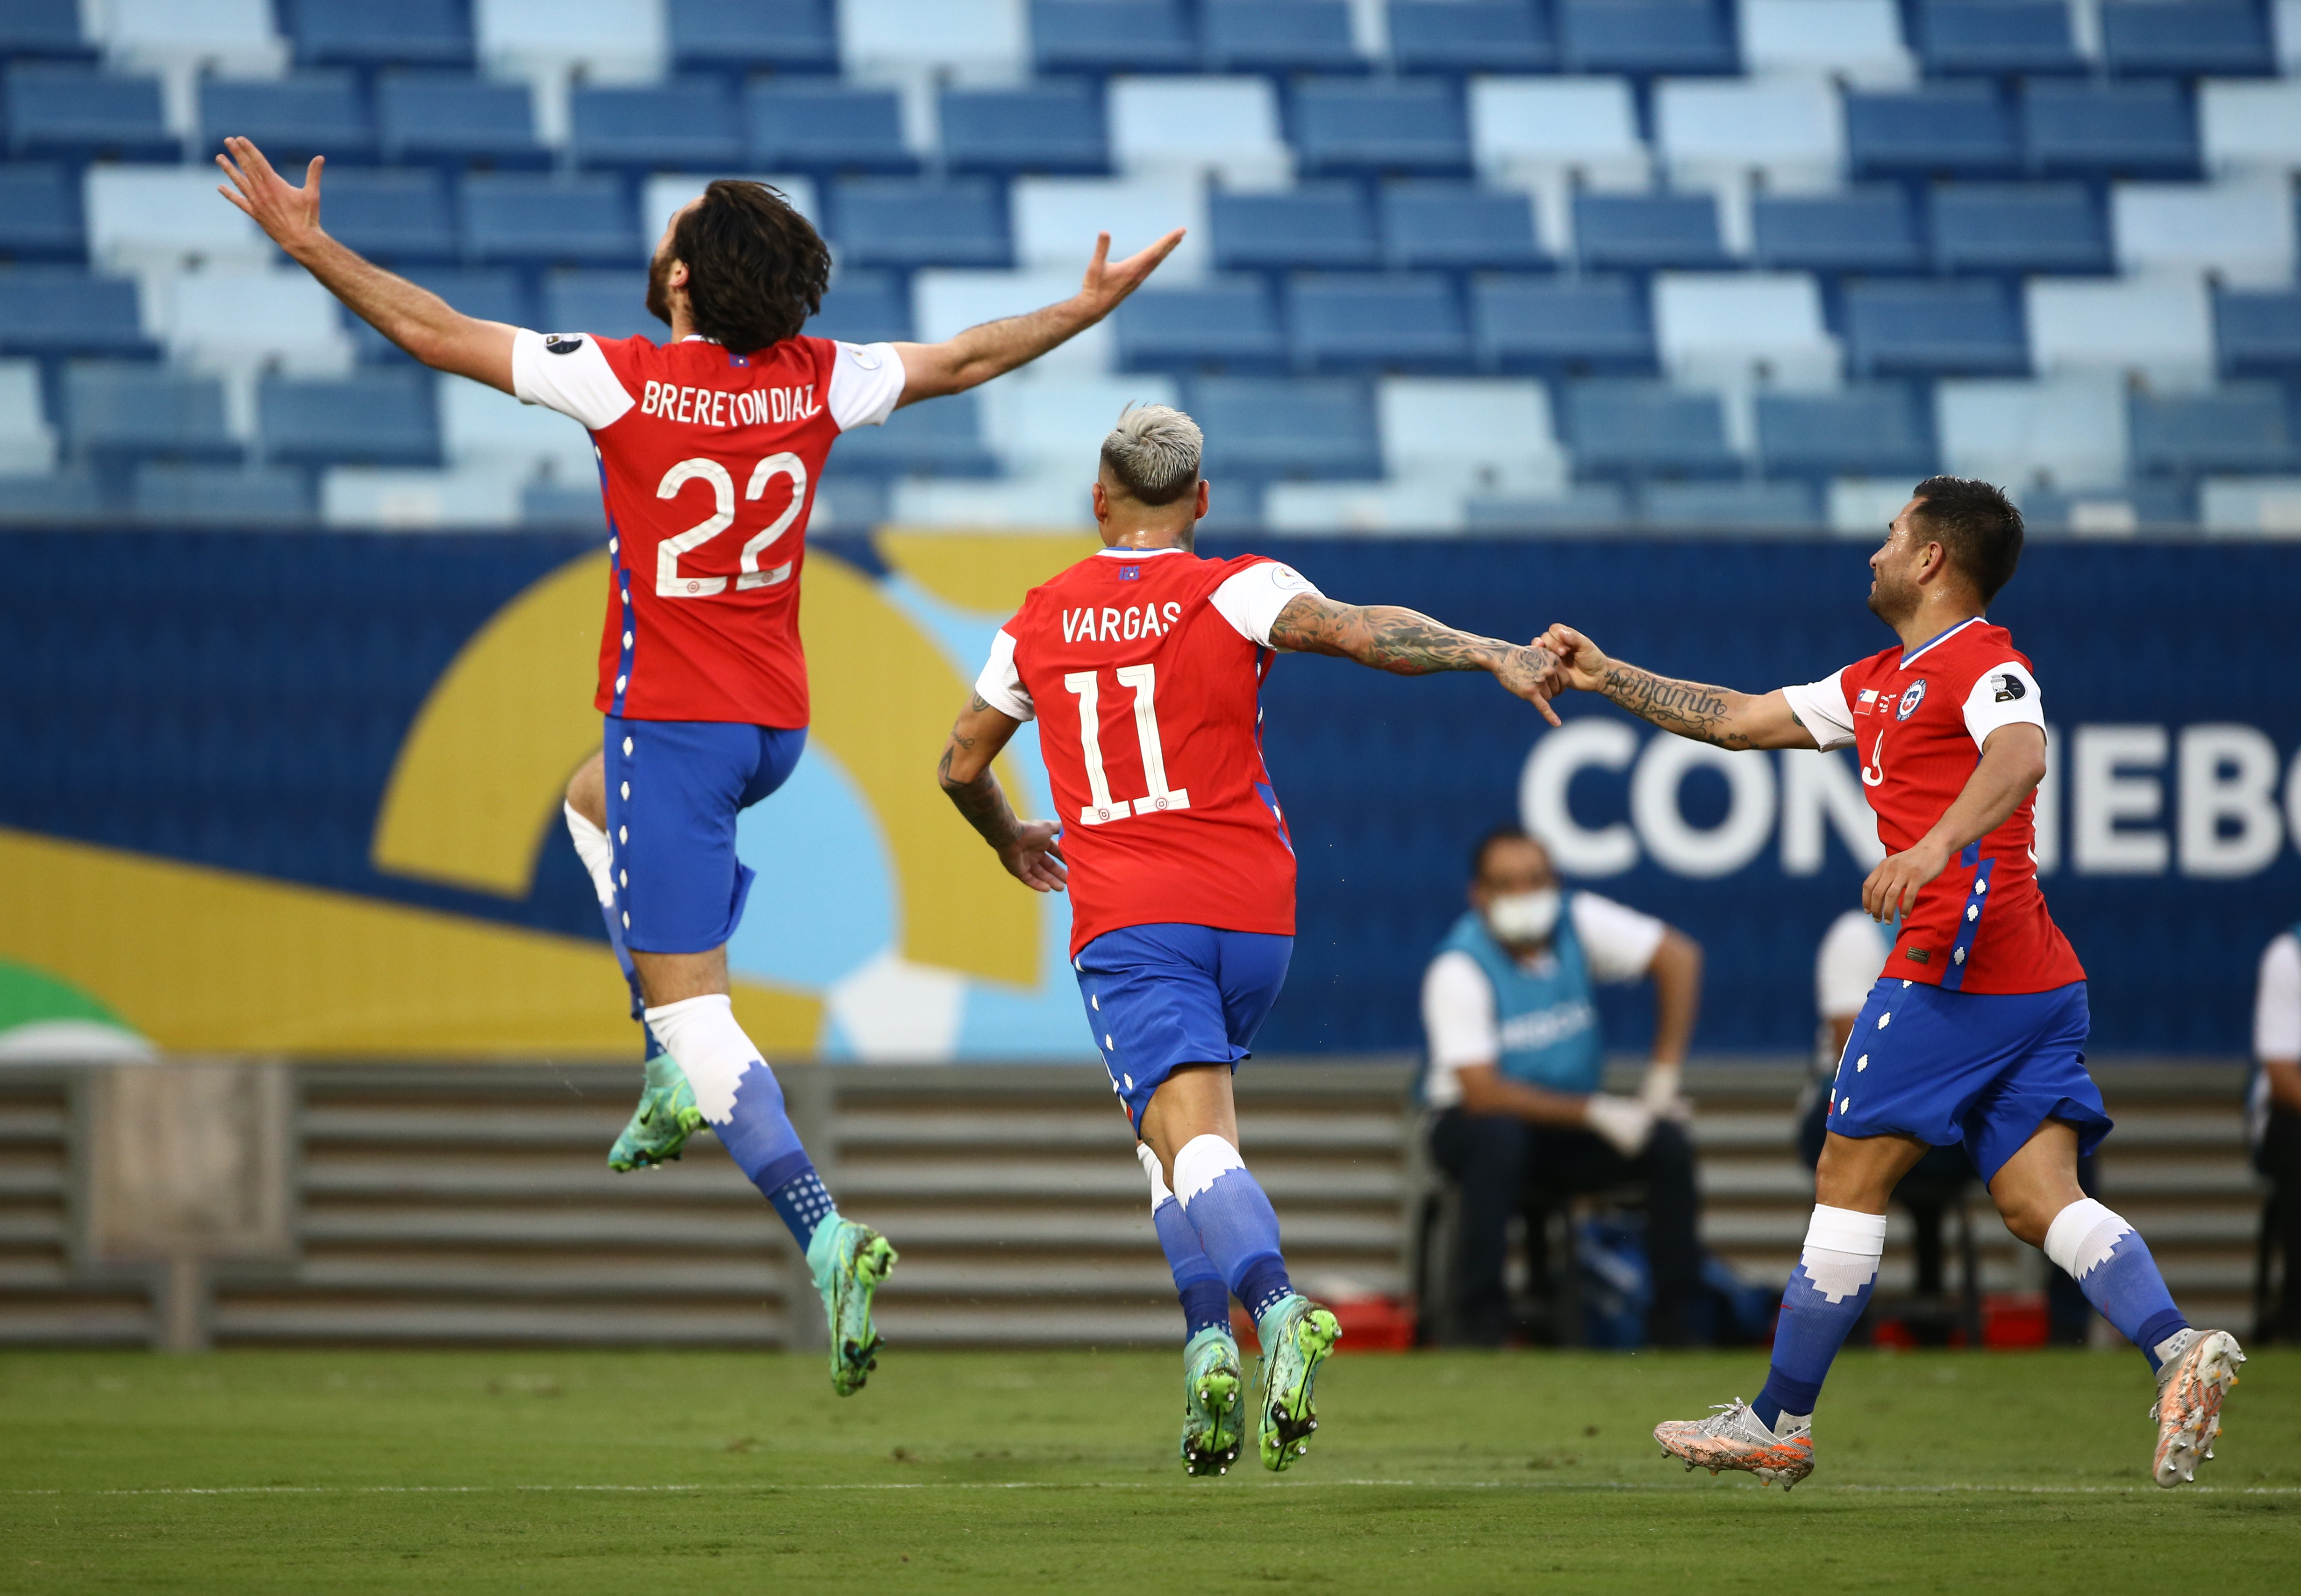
top-left (1981, 1292), bottom-right (2050, 1348)
top-left (1230, 1295), bottom-right (1416, 1355)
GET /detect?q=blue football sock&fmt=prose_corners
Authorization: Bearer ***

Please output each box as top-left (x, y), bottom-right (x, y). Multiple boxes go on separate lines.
top-left (2045, 1200), bottom-right (2188, 1371)
top-left (1172, 1135), bottom-right (1295, 1323)
top-left (1753, 1205), bottom-right (1887, 1433)
top-left (645, 995), bottom-right (836, 1251)
top-left (1139, 1146), bottom-right (1231, 1338)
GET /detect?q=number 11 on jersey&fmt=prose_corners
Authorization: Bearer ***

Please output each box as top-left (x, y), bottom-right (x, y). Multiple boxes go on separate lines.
top-left (1064, 664), bottom-right (1191, 826)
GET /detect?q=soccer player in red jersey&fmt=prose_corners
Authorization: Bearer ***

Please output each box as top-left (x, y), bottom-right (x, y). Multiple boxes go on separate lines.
top-left (216, 137), bottom-right (1184, 1394)
top-left (1539, 477), bottom-right (2243, 1490)
top-left (935, 406), bottom-right (1560, 1474)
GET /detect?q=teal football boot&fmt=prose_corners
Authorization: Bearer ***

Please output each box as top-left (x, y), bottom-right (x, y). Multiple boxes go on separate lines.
top-left (1180, 1325), bottom-right (1245, 1476)
top-left (607, 1048), bottom-right (704, 1172)
top-left (807, 1217), bottom-right (898, 1396)
top-left (1254, 1295), bottom-right (1340, 1471)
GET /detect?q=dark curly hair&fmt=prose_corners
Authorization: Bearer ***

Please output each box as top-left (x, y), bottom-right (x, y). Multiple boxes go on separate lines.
top-left (657, 180), bottom-right (832, 353)
top-left (1908, 474), bottom-right (2025, 601)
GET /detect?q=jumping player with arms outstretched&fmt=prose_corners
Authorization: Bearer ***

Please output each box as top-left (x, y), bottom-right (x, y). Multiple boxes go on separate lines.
top-left (935, 407), bottom-right (1560, 1474)
top-left (216, 137), bottom-right (1184, 1393)
top-left (1539, 476), bottom-right (2242, 1491)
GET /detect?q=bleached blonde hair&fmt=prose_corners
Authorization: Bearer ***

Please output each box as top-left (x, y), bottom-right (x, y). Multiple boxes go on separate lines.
top-left (1099, 403), bottom-right (1203, 505)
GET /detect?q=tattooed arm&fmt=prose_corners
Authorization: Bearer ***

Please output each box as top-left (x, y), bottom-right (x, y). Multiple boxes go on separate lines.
top-left (1536, 623), bottom-right (1818, 751)
top-left (1267, 595), bottom-right (1562, 724)
top-left (936, 694), bottom-right (1068, 892)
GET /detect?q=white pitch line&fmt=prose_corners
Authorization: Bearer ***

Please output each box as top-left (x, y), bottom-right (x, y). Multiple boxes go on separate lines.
top-left (11, 1480), bottom-right (2299, 1499)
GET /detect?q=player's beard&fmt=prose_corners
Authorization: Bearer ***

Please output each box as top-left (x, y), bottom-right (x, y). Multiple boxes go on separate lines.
top-left (645, 250), bottom-right (676, 329)
top-left (1867, 563), bottom-right (1918, 627)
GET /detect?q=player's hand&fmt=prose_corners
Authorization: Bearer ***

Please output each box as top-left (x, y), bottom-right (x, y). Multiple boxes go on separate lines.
top-left (215, 136), bottom-right (324, 254)
top-left (1493, 643), bottom-right (1564, 726)
top-left (1074, 228), bottom-right (1187, 322)
top-left (999, 819), bottom-right (1069, 894)
top-left (1863, 836), bottom-right (1950, 922)
top-left (1536, 624), bottom-right (1612, 693)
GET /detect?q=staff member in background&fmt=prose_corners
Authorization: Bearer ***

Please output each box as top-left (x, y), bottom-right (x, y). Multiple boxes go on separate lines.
top-left (1422, 826), bottom-right (1706, 1346)
top-left (2252, 924), bottom-right (2301, 1342)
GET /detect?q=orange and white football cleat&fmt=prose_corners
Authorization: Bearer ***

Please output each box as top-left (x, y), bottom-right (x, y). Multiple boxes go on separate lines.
top-left (1655, 1400), bottom-right (1815, 1491)
top-left (2151, 1328), bottom-right (2244, 1488)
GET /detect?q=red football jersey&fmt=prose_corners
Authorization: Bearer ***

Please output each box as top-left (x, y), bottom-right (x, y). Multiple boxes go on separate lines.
top-left (1784, 617), bottom-right (2085, 994)
top-left (975, 547), bottom-right (1315, 954)
top-left (510, 328), bottom-right (905, 726)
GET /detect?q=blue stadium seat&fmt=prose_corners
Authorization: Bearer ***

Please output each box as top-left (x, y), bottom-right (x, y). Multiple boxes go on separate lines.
top-left (0, 0), bottom-right (93, 61)
top-left (669, 0), bottom-right (839, 75)
top-left (378, 74), bottom-right (547, 168)
top-left (2022, 80), bottom-right (2200, 179)
top-left (1562, 380), bottom-right (1738, 479)
top-left (0, 472), bottom-right (100, 522)
top-left (1187, 376), bottom-right (1381, 480)
top-left (1201, 2), bottom-right (1365, 73)
top-left (0, 271), bottom-right (153, 357)
top-left (258, 369), bottom-right (439, 467)
top-left (1030, 1), bottom-right (1200, 73)
top-left (1751, 187), bottom-right (1923, 273)
top-left (1571, 193), bottom-right (1728, 270)
top-left (2101, 0), bottom-right (2274, 78)
top-left (2214, 288), bottom-right (2301, 377)
top-left (940, 84), bottom-right (1108, 176)
top-left (460, 174), bottom-right (641, 266)
top-left (1930, 184), bottom-right (2110, 276)
top-left (1472, 275), bottom-right (1654, 374)
top-left (1111, 279), bottom-right (1287, 373)
top-left (0, 165), bottom-right (83, 262)
top-left (1845, 84), bottom-right (2021, 179)
top-left (1387, 2), bottom-right (1557, 73)
top-left (1914, 0), bottom-right (2084, 76)
top-left (832, 179), bottom-right (1010, 268)
top-left (64, 365), bottom-right (239, 465)
top-left (1845, 279), bottom-right (2028, 376)
top-left (1292, 80), bottom-right (1472, 177)
top-left (2129, 384), bottom-right (2295, 475)
top-left (200, 72), bottom-right (377, 165)
top-left (132, 464), bottom-right (313, 526)
top-left (1463, 481), bottom-right (1629, 530)
top-left (1640, 478), bottom-right (1820, 529)
top-left (1756, 386), bottom-right (1937, 480)
top-left (1380, 183), bottom-right (1544, 271)
top-left (1286, 275), bottom-right (1470, 372)
top-left (824, 392), bottom-right (997, 477)
top-left (319, 167), bottom-right (457, 264)
top-left (289, 0), bottom-right (474, 69)
top-left (571, 82), bottom-right (743, 172)
top-left (807, 271), bottom-right (915, 345)
top-left (1210, 185), bottom-right (1379, 272)
top-left (746, 83), bottom-right (914, 173)
top-left (4, 64), bottom-right (175, 162)
top-left (542, 271), bottom-right (661, 341)
top-left (347, 268), bottom-right (529, 362)
top-left (1558, 0), bottom-right (1736, 75)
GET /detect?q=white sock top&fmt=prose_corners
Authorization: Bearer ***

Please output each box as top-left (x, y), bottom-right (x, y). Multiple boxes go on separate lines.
top-left (562, 802), bottom-right (615, 908)
top-left (1172, 1133), bottom-right (1245, 1207)
top-left (1136, 1141), bottom-right (1175, 1209)
top-left (2043, 1197), bottom-right (2132, 1281)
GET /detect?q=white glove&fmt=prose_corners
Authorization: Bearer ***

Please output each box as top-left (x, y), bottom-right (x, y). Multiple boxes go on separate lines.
top-left (1638, 1061), bottom-right (1692, 1123)
top-left (1583, 1093), bottom-right (1656, 1158)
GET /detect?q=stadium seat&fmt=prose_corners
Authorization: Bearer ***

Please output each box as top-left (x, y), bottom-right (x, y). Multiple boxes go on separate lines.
top-left (1186, 375), bottom-right (1381, 480)
top-left (1571, 193), bottom-right (1728, 271)
top-left (0, 0), bottom-right (93, 61)
top-left (1561, 380), bottom-right (1740, 479)
top-left (746, 83), bottom-right (914, 174)
top-left (1653, 272), bottom-right (1839, 388)
top-left (2022, 80), bottom-right (2200, 180)
top-left (1286, 275), bottom-right (1470, 374)
top-left (1012, 176), bottom-right (1207, 275)
top-left (522, 478), bottom-right (608, 529)
top-left (258, 369), bottom-right (440, 467)
top-left (1377, 375), bottom-right (1568, 493)
top-left (1756, 385), bottom-right (1936, 480)
top-left (0, 471), bottom-right (101, 522)
top-left (377, 74), bottom-right (547, 168)
top-left (0, 270), bottom-right (153, 358)
top-left (2100, 0), bottom-right (2275, 78)
top-left (0, 165), bottom-right (83, 262)
top-left (1738, 0), bottom-right (1914, 87)
top-left (2022, 477), bottom-right (2195, 532)
top-left (837, 0), bottom-right (1028, 81)
top-left (62, 364), bottom-right (240, 465)
top-left (320, 461), bottom-right (525, 528)
top-left (2214, 288), bottom-right (2301, 377)
top-left (1201, 1), bottom-right (1365, 73)
top-left (1844, 83), bottom-right (2021, 179)
top-left (2027, 275), bottom-right (2214, 387)
top-left (913, 269), bottom-right (1098, 355)
top-left (1111, 278), bottom-right (1287, 373)
top-left (289, 0), bottom-right (475, 68)
top-left (541, 271), bottom-right (660, 342)
top-left (571, 82), bottom-right (743, 172)
top-left (1468, 77), bottom-right (1649, 189)
top-left (806, 270), bottom-right (915, 345)
top-left (1929, 184), bottom-right (2111, 276)
top-left (160, 268), bottom-right (355, 375)
top-left (1936, 375), bottom-right (2127, 490)
top-left (835, 179), bottom-right (1010, 269)
top-left (201, 72), bottom-right (378, 165)
top-left (85, 166), bottom-right (270, 274)
top-left (1473, 275), bottom-right (1656, 374)
top-left (473, 0), bottom-right (667, 114)
top-left (1263, 475), bottom-right (1477, 532)
top-left (940, 84), bottom-right (1109, 176)
top-left (2129, 384), bottom-right (2296, 477)
top-left (2199, 81), bottom-right (2301, 178)
top-left (979, 371), bottom-right (1183, 473)
top-left (1108, 77), bottom-right (1291, 187)
top-left (1844, 279), bottom-right (2028, 377)
top-left (132, 463), bottom-right (313, 526)
top-left (460, 173), bottom-right (641, 266)
top-left (437, 372), bottom-right (595, 476)
top-left (95, 0), bottom-right (289, 85)
top-left (1461, 480), bottom-right (1632, 529)
top-left (1641, 478), bottom-right (1821, 529)
top-left (0, 357), bottom-right (53, 473)
top-left (2112, 181), bottom-right (2296, 287)
top-left (1210, 185), bottom-right (1378, 273)
top-left (1029, 1), bottom-right (1200, 74)
top-left (346, 268), bottom-right (530, 363)
top-left (1751, 187), bottom-right (1923, 273)
top-left (1912, 0), bottom-right (2082, 76)
top-left (823, 391), bottom-right (998, 477)
top-left (1387, 2), bottom-right (1558, 74)
top-left (317, 168), bottom-right (458, 265)
top-left (1654, 78), bottom-right (1844, 191)
top-left (4, 64), bottom-right (176, 162)
top-left (2200, 476), bottom-right (2301, 535)
top-left (1380, 184), bottom-right (1545, 271)
top-left (1292, 80), bottom-right (1472, 178)
top-left (1558, 0), bottom-right (1737, 76)
top-left (668, 0), bottom-right (839, 75)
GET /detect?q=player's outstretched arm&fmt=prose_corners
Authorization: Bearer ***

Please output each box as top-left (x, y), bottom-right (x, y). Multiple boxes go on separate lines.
top-left (1266, 595), bottom-right (1563, 726)
top-left (892, 228), bottom-right (1185, 407)
top-left (215, 137), bottom-right (515, 394)
top-left (1862, 722), bottom-right (2047, 921)
top-left (937, 696), bottom-right (1068, 893)
top-left (1537, 624), bottom-right (1816, 751)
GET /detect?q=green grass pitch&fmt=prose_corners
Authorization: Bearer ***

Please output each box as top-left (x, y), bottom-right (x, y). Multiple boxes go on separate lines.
top-left (3, 1346), bottom-right (2296, 1594)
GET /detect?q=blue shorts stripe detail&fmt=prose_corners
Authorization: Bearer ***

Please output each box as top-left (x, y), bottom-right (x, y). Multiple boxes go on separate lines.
top-left (1941, 855), bottom-right (1997, 993)
top-left (1074, 923), bottom-right (1293, 1131)
top-left (604, 716), bottom-right (805, 954)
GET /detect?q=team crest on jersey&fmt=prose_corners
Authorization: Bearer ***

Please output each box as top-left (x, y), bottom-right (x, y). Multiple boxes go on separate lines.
top-left (543, 334), bottom-right (586, 355)
top-left (1895, 679), bottom-right (1928, 720)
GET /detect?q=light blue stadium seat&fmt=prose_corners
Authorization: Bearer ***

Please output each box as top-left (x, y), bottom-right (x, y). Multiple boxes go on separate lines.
top-left (1757, 386), bottom-right (1937, 480)
top-left (378, 73), bottom-right (547, 169)
top-left (572, 82), bottom-right (743, 172)
top-left (1571, 193), bottom-right (1728, 271)
top-left (1388, 2), bottom-right (1557, 73)
top-left (4, 64), bottom-right (175, 162)
top-left (460, 174), bottom-right (640, 266)
top-left (64, 364), bottom-right (240, 465)
top-left (1473, 275), bottom-right (1655, 374)
top-left (289, 0), bottom-right (474, 69)
top-left (1845, 280), bottom-right (2028, 377)
top-left (1209, 185), bottom-right (1379, 272)
top-left (1108, 76), bottom-right (1291, 187)
top-left (747, 83), bottom-right (915, 174)
top-left (0, 271), bottom-right (153, 358)
top-left (1287, 275), bottom-right (1471, 373)
top-left (2022, 80), bottom-right (2200, 179)
top-left (2113, 180), bottom-right (2294, 284)
top-left (199, 72), bottom-right (377, 165)
top-left (1559, 0), bottom-right (1736, 75)
top-left (314, 168), bottom-right (457, 264)
top-left (0, 472), bottom-right (102, 522)
top-left (2129, 384), bottom-right (2296, 476)
top-left (0, 0), bottom-right (93, 61)
top-left (132, 464), bottom-right (313, 526)
top-left (1845, 83), bottom-right (2021, 179)
top-left (1380, 183), bottom-right (1544, 271)
top-left (348, 268), bottom-right (529, 363)
top-left (1030, 0), bottom-right (1200, 73)
top-left (1463, 481), bottom-right (1631, 530)
top-left (0, 165), bottom-right (83, 261)
top-left (1562, 379), bottom-right (1739, 479)
top-left (835, 179), bottom-right (1010, 268)
top-left (1111, 278), bottom-right (1287, 373)
top-left (1751, 187), bottom-right (1923, 273)
top-left (1188, 375), bottom-right (1381, 479)
top-left (669, 0), bottom-right (839, 75)
top-left (807, 271), bottom-right (915, 345)
top-left (1914, 0), bottom-right (2084, 76)
top-left (258, 369), bottom-right (440, 467)
top-left (1201, 1), bottom-right (1365, 73)
top-left (542, 271), bottom-right (660, 341)
top-left (2100, 0), bottom-right (2275, 78)
top-left (823, 391), bottom-right (998, 477)
top-left (940, 84), bottom-right (1109, 176)
top-left (2215, 288), bottom-right (2301, 377)
top-left (1293, 80), bottom-right (1472, 178)
top-left (2026, 275), bottom-right (2214, 386)
top-left (1930, 183), bottom-right (2110, 276)
top-left (1641, 478), bottom-right (1821, 529)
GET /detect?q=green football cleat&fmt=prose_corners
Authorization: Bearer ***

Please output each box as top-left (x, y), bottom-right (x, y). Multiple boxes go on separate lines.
top-left (807, 1216), bottom-right (897, 1396)
top-left (607, 1051), bottom-right (704, 1172)
top-left (1180, 1325), bottom-right (1245, 1477)
top-left (1254, 1294), bottom-right (1340, 1472)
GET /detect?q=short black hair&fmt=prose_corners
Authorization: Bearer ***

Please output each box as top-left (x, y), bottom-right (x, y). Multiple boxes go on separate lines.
top-left (671, 180), bottom-right (832, 353)
top-left (1908, 475), bottom-right (2024, 602)
top-left (1469, 824), bottom-right (1541, 880)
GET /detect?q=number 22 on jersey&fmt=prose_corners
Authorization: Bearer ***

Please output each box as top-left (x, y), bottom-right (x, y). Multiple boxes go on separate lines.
top-left (1065, 664), bottom-right (1191, 825)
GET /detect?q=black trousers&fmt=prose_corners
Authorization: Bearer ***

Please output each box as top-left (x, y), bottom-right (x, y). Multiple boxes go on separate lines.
top-left (1428, 1108), bottom-right (1702, 1348)
top-left (2258, 1105), bottom-right (2301, 1342)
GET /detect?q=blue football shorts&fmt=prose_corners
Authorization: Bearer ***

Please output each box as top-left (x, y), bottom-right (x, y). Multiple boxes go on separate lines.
top-left (1827, 977), bottom-right (2109, 1185)
top-left (603, 716), bottom-right (805, 955)
top-left (1072, 923), bottom-right (1294, 1132)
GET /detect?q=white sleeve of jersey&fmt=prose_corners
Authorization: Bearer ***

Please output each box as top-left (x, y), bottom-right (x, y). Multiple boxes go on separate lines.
top-left (2257, 932), bottom-right (2301, 1061)
top-left (1961, 660), bottom-right (2047, 751)
top-left (826, 341), bottom-right (905, 430)
top-left (973, 628), bottom-right (1034, 722)
top-left (1208, 560), bottom-right (1322, 647)
top-left (1570, 892), bottom-right (1669, 982)
top-left (1422, 947), bottom-right (1501, 1103)
top-left (1816, 909), bottom-right (1889, 1019)
top-left (1780, 669), bottom-right (1857, 751)
top-left (511, 329), bottom-right (636, 430)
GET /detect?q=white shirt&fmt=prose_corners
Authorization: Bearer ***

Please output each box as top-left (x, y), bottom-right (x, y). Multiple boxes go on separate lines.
top-left (972, 555), bottom-right (1321, 722)
top-left (1780, 658), bottom-right (2046, 754)
top-left (1419, 893), bottom-right (1668, 1109)
top-left (508, 329), bottom-right (905, 433)
top-left (1815, 908), bottom-right (1892, 1072)
top-left (2258, 931), bottom-right (2301, 1062)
